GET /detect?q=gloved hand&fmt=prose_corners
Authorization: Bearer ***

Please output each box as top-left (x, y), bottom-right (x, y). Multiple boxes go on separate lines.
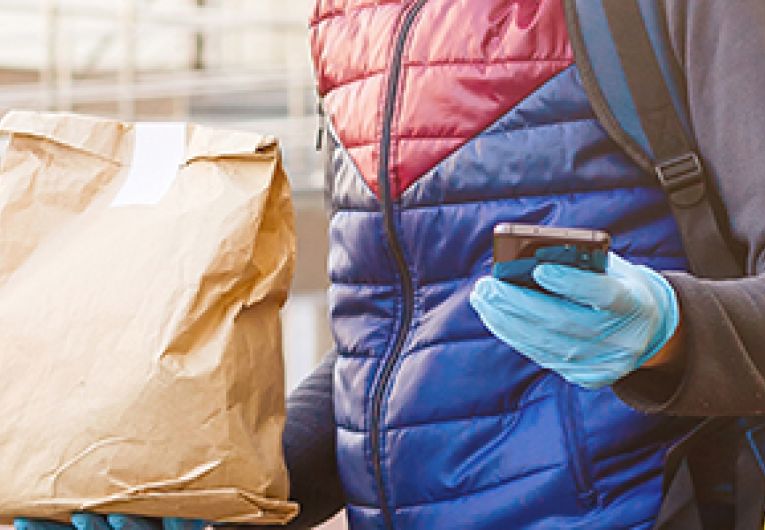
top-left (15, 514), bottom-right (207, 530)
top-left (469, 252), bottom-right (679, 389)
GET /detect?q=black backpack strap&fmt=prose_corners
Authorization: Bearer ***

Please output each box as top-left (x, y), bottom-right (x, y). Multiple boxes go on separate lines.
top-left (563, 0), bottom-right (743, 279)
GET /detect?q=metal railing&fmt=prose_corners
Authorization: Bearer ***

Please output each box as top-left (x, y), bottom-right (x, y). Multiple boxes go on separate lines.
top-left (3, 0), bottom-right (300, 32)
top-left (0, 0), bottom-right (313, 118)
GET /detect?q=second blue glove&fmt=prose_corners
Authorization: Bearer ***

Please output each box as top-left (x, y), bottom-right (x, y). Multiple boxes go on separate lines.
top-left (15, 514), bottom-right (207, 530)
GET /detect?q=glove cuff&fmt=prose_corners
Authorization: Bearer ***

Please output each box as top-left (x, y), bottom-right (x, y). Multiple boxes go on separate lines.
top-left (634, 267), bottom-right (680, 369)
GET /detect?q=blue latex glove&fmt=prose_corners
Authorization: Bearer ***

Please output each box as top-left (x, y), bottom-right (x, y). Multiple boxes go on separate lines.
top-left (469, 252), bottom-right (679, 389)
top-left (15, 514), bottom-right (207, 530)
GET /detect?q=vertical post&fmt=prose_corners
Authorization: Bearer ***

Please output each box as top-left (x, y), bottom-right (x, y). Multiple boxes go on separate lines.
top-left (119, 0), bottom-right (137, 120)
top-left (287, 50), bottom-right (307, 120)
top-left (193, 0), bottom-right (206, 71)
top-left (55, 9), bottom-right (73, 112)
top-left (40, 0), bottom-right (58, 110)
top-left (283, 5), bottom-right (306, 121)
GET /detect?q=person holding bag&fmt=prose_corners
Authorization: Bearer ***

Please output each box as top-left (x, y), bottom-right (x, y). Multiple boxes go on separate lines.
top-left (17, 0), bottom-right (765, 529)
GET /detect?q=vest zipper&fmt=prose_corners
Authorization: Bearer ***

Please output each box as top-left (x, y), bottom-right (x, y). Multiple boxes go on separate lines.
top-left (370, 1), bottom-right (428, 528)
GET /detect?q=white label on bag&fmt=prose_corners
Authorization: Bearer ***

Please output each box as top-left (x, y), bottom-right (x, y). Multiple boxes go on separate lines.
top-left (110, 122), bottom-right (187, 207)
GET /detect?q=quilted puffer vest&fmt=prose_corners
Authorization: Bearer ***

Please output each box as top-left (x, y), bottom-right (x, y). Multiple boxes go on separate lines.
top-left (310, 1), bottom-right (692, 528)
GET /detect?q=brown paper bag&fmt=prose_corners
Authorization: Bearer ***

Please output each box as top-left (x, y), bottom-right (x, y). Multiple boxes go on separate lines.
top-left (0, 111), bottom-right (298, 525)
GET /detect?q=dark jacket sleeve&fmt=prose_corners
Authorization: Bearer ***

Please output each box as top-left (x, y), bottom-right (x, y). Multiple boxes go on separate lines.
top-left (265, 351), bottom-right (345, 528)
top-left (613, 0), bottom-right (765, 415)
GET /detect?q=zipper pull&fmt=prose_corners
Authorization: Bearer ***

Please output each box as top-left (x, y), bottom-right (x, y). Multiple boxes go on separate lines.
top-left (315, 96), bottom-right (325, 151)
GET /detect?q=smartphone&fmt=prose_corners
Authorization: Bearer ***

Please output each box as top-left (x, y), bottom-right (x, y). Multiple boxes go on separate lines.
top-left (492, 223), bottom-right (611, 287)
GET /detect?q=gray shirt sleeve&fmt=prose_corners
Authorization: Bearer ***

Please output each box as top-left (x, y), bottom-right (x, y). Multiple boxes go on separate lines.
top-left (614, 0), bottom-right (765, 415)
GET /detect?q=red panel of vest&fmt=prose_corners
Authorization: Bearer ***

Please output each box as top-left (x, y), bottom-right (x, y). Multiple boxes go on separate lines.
top-left (310, 0), bottom-right (573, 199)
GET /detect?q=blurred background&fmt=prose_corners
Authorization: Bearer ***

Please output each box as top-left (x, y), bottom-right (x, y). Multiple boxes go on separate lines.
top-left (0, 0), bottom-right (340, 528)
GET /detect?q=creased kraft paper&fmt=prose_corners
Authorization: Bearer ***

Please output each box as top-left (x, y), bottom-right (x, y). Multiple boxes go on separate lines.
top-left (0, 111), bottom-right (298, 525)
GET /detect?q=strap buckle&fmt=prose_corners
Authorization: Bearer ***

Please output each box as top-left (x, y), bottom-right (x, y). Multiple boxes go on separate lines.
top-left (656, 152), bottom-right (706, 207)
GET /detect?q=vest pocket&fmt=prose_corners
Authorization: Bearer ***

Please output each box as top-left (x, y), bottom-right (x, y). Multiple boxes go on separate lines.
top-left (559, 382), bottom-right (598, 508)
